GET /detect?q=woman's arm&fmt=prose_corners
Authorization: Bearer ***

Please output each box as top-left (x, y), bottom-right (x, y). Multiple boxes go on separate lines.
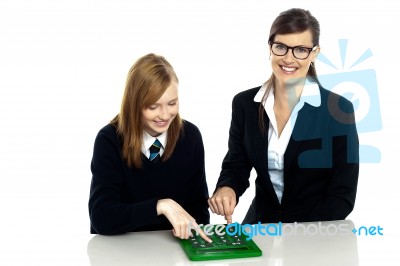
top-left (306, 95), bottom-right (360, 221)
top-left (209, 93), bottom-right (254, 222)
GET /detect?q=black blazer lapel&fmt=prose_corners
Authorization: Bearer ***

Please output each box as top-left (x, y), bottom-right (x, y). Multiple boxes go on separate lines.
top-left (284, 102), bottom-right (326, 182)
top-left (251, 103), bottom-right (281, 205)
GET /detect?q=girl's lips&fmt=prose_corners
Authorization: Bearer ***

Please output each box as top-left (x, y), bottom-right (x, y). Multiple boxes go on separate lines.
top-left (154, 120), bottom-right (169, 126)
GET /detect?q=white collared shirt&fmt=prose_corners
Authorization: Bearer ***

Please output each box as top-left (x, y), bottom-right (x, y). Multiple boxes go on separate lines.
top-left (141, 131), bottom-right (167, 159)
top-left (254, 80), bottom-right (321, 203)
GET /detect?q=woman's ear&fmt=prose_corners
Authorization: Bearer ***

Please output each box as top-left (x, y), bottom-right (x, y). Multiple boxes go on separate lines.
top-left (313, 46), bottom-right (321, 62)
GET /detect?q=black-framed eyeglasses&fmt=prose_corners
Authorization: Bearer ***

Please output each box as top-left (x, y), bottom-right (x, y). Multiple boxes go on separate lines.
top-left (270, 42), bottom-right (318, 60)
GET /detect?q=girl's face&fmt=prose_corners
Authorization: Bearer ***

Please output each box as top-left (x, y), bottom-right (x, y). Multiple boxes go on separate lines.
top-left (270, 30), bottom-right (319, 88)
top-left (142, 81), bottom-right (179, 137)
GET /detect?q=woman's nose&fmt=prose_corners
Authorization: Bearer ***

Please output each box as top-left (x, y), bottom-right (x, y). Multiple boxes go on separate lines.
top-left (283, 48), bottom-right (296, 62)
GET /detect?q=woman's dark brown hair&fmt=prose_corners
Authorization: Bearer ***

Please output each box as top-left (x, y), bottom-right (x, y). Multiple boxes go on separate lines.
top-left (259, 8), bottom-right (321, 133)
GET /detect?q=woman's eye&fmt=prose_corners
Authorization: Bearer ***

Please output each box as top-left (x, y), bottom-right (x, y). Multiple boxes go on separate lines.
top-left (276, 44), bottom-right (286, 50)
top-left (169, 102), bottom-right (177, 106)
top-left (148, 105), bottom-right (157, 110)
top-left (295, 47), bottom-right (308, 53)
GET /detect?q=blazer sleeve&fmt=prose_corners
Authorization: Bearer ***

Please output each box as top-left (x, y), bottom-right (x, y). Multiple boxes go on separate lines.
top-left (88, 127), bottom-right (160, 235)
top-left (215, 93), bottom-right (253, 200)
top-left (306, 96), bottom-right (360, 221)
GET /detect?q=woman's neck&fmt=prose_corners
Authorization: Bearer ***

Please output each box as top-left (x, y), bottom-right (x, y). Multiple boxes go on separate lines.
top-left (274, 80), bottom-right (305, 111)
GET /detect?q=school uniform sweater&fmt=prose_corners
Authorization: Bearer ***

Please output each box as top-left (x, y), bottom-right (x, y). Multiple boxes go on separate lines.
top-left (89, 120), bottom-right (210, 235)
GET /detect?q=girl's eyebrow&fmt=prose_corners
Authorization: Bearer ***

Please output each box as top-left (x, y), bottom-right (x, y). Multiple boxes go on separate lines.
top-left (151, 97), bottom-right (178, 105)
top-left (168, 97), bottom-right (178, 103)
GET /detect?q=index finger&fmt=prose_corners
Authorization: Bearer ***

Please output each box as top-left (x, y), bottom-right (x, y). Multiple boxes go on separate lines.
top-left (197, 227), bottom-right (212, 243)
top-left (225, 214), bottom-right (233, 224)
top-left (222, 197), bottom-right (235, 223)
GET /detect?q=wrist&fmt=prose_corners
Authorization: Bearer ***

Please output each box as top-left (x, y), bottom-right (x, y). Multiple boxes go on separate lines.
top-left (156, 198), bottom-right (172, 215)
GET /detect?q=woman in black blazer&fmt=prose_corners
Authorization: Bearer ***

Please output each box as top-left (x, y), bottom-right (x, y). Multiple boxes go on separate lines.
top-left (208, 8), bottom-right (359, 224)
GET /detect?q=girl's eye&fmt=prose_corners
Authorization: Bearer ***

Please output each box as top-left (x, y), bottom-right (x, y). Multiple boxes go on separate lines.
top-left (148, 105), bottom-right (157, 110)
top-left (169, 102), bottom-right (177, 106)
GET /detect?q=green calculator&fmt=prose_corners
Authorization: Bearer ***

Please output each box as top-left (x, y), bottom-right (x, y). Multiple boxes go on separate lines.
top-left (178, 224), bottom-right (262, 261)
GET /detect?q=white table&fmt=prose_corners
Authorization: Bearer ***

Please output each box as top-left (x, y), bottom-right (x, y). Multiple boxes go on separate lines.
top-left (1, 220), bottom-right (395, 265)
top-left (87, 220), bottom-right (360, 266)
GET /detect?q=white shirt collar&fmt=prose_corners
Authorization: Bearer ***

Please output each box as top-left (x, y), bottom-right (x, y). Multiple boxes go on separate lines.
top-left (254, 79), bottom-right (321, 108)
top-left (142, 131), bottom-right (167, 155)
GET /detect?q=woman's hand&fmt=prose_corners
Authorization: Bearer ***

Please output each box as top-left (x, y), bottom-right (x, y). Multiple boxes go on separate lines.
top-left (157, 199), bottom-right (212, 243)
top-left (208, 186), bottom-right (236, 224)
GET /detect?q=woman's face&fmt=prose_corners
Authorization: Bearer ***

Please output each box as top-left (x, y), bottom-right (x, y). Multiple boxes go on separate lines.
top-left (270, 30), bottom-right (319, 88)
top-left (142, 81), bottom-right (179, 137)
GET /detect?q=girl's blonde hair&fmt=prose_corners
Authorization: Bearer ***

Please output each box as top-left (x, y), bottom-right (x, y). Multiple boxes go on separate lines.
top-left (111, 53), bottom-right (182, 168)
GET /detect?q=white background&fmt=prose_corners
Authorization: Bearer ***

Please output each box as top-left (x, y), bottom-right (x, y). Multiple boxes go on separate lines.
top-left (1, 0), bottom-right (399, 265)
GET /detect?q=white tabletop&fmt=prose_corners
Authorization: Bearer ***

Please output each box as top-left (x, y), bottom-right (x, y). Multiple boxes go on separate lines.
top-left (1, 220), bottom-right (397, 266)
top-left (85, 220), bottom-right (377, 266)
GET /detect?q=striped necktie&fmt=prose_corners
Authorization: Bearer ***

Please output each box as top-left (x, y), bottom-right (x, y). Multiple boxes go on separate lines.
top-left (149, 139), bottom-right (162, 163)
